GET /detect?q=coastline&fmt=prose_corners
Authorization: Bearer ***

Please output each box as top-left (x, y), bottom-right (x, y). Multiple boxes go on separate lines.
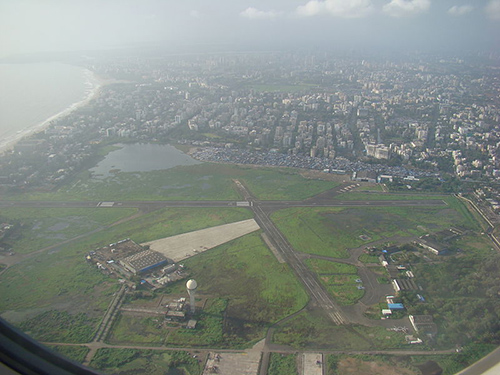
top-left (0, 67), bottom-right (106, 155)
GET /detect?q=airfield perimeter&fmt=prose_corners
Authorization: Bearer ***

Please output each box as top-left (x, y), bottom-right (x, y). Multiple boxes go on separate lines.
top-left (0, 180), bottom-right (446, 330)
top-left (5, 181), bottom-right (491, 375)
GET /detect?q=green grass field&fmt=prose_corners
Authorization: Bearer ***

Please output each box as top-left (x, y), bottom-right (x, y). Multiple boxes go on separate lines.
top-left (268, 353), bottom-right (298, 375)
top-left (0, 153), bottom-right (494, 364)
top-left (107, 314), bottom-right (165, 345)
top-left (177, 232), bottom-right (308, 347)
top-left (306, 259), bottom-right (357, 274)
top-left (4, 162), bottom-right (336, 202)
top-left (90, 207), bottom-right (253, 244)
top-left (334, 192), bottom-right (448, 201)
top-left (0, 207), bottom-right (137, 254)
top-left (105, 232), bottom-right (308, 348)
top-left (270, 207), bottom-right (349, 258)
top-left (273, 309), bottom-right (406, 350)
top-left (238, 167), bottom-right (337, 200)
top-left (407, 343), bottom-right (497, 375)
top-left (164, 298), bottom-right (227, 347)
top-left (271, 199), bottom-right (479, 258)
top-left (359, 254), bottom-right (380, 263)
top-left (351, 184), bottom-right (385, 192)
top-left (89, 348), bottom-right (200, 375)
top-left (64, 163), bottom-right (242, 201)
top-left (47, 345), bottom-right (90, 363)
top-left (0, 207), bottom-right (253, 343)
top-left (20, 310), bottom-right (98, 343)
top-left (326, 349), bottom-right (498, 375)
top-left (0, 250), bottom-right (118, 316)
top-left (305, 259), bottom-right (363, 305)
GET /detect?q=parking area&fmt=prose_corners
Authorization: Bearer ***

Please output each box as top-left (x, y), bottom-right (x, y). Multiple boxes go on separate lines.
top-left (302, 353), bottom-right (323, 375)
top-left (203, 351), bottom-right (261, 375)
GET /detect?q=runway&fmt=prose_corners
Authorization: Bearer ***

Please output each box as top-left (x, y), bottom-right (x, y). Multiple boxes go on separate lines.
top-left (0, 199), bottom-right (446, 210)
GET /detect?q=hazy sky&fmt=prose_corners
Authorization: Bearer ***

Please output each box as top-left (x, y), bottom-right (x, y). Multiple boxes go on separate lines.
top-left (1, 0), bottom-right (499, 58)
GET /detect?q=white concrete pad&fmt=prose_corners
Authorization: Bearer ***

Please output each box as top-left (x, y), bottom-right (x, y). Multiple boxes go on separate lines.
top-left (203, 351), bottom-right (261, 375)
top-left (302, 353), bottom-right (323, 375)
top-left (98, 201), bottom-right (115, 207)
top-left (142, 219), bottom-right (260, 262)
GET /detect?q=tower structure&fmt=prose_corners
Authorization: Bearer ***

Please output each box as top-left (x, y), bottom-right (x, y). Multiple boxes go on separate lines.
top-left (186, 279), bottom-right (197, 314)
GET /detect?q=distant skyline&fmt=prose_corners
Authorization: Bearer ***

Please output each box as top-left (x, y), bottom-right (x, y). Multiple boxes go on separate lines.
top-left (1, 0), bottom-right (500, 58)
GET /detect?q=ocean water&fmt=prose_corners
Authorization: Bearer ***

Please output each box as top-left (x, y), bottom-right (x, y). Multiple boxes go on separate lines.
top-left (0, 62), bottom-right (98, 150)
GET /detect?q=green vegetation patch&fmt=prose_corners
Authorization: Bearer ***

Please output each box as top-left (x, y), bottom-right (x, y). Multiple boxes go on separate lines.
top-left (57, 163), bottom-right (242, 201)
top-left (47, 345), bottom-right (90, 363)
top-left (408, 343), bottom-right (497, 375)
top-left (307, 259), bottom-right (357, 274)
top-left (108, 233), bottom-right (307, 348)
top-left (271, 202), bottom-right (479, 258)
top-left (90, 349), bottom-right (200, 375)
top-left (334, 192), bottom-right (447, 201)
top-left (273, 309), bottom-right (406, 350)
top-left (0, 207), bottom-right (250, 319)
top-left (364, 302), bottom-right (389, 320)
top-left (268, 353), bottom-right (298, 375)
top-left (317, 276), bottom-right (364, 305)
top-left (107, 314), bottom-right (165, 345)
top-left (0, 207), bottom-right (137, 254)
top-left (20, 162), bottom-right (335, 201)
top-left (305, 259), bottom-right (364, 305)
top-left (178, 233), bottom-right (308, 347)
top-left (92, 207), bottom-right (253, 244)
top-left (270, 208), bottom-right (348, 258)
top-left (326, 347), bottom-right (498, 375)
top-left (238, 167), bottom-right (336, 200)
top-left (351, 184), bottom-right (385, 192)
top-left (6, 156), bottom-right (338, 201)
top-left (444, 196), bottom-right (481, 231)
top-left (0, 252), bottom-right (118, 315)
top-left (19, 310), bottom-right (97, 343)
top-left (410, 253), bottom-right (500, 347)
top-left (165, 298), bottom-right (227, 347)
top-left (358, 253), bottom-right (380, 263)
top-left (452, 232), bottom-right (494, 257)
top-left (351, 325), bottom-right (406, 348)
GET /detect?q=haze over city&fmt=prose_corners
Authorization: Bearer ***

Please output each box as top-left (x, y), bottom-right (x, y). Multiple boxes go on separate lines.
top-left (1, 0), bottom-right (500, 58)
top-left (1, 1), bottom-right (500, 374)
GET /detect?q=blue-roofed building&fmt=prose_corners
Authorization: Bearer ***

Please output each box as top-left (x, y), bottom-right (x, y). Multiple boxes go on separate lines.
top-left (388, 303), bottom-right (405, 310)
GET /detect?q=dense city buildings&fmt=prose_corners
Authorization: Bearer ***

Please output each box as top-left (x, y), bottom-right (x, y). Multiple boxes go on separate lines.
top-left (1, 51), bottom-right (499, 203)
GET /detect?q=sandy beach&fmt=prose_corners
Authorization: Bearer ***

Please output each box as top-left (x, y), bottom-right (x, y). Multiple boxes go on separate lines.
top-left (0, 68), bottom-right (107, 155)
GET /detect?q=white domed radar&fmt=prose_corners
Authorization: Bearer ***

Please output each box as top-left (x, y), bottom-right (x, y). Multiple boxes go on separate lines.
top-left (186, 279), bottom-right (197, 314)
top-left (186, 279), bottom-right (197, 290)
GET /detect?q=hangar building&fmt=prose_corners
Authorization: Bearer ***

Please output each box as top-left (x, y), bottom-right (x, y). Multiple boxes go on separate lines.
top-left (119, 249), bottom-right (168, 275)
